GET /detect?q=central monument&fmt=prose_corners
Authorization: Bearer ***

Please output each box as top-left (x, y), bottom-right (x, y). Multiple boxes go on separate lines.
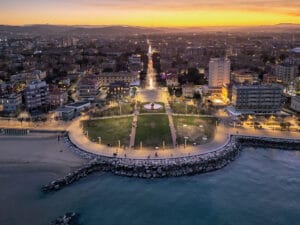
top-left (143, 102), bottom-right (163, 110)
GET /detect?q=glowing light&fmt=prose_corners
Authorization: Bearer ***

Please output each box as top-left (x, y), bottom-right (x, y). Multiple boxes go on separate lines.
top-left (1, 6), bottom-right (300, 26)
top-left (147, 44), bottom-right (156, 90)
top-left (149, 78), bottom-right (153, 89)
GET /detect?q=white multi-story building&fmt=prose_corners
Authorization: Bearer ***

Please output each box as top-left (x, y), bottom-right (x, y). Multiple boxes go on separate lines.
top-left (129, 54), bottom-right (142, 64)
top-left (24, 80), bottom-right (50, 110)
top-left (275, 64), bottom-right (299, 84)
top-left (209, 58), bottom-right (231, 88)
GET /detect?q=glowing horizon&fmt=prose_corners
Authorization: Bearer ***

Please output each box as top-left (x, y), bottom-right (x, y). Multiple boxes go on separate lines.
top-left (1, 0), bottom-right (300, 27)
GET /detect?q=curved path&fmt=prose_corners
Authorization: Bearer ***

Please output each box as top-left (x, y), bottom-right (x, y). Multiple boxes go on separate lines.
top-left (67, 112), bottom-right (300, 160)
top-left (68, 115), bottom-right (230, 159)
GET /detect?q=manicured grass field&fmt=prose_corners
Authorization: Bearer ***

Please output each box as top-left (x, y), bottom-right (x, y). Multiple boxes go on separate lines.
top-left (92, 103), bottom-right (134, 117)
top-left (135, 114), bottom-right (172, 147)
top-left (83, 117), bottom-right (133, 147)
top-left (170, 102), bottom-right (199, 114)
top-left (173, 116), bottom-right (217, 145)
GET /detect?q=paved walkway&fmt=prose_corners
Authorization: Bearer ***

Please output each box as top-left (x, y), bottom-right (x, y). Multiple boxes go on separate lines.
top-left (1, 112), bottom-right (300, 160)
top-left (129, 110), bottom-right (138, 149)
top-left (67, 115), bottom-right (231, 159)
top-left (66, 113), bottom-right (300, 160)
top-left (165, 101), bottom-right (177, 148)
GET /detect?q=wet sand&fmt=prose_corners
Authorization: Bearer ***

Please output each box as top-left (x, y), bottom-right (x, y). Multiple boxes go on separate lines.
top-left (0, 135), bottom-right (86, 225)
top-left (0, 135), bottom-right (86, 171)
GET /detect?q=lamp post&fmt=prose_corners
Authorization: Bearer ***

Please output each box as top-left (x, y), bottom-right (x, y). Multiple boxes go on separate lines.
top-left (184, 136), bottom-right (188, 148)
top-left (98, 137), bottom-right (101, 144)
top-left (185, 101), bottom-right (188, 114)
top-left (119, 102), bottom-right (122, 115)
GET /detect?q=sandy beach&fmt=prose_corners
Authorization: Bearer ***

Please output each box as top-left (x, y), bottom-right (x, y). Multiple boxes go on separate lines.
top-left (0, 134), bottom-right (87, 225)
top-left (0, 134), bottom-right (86, 171)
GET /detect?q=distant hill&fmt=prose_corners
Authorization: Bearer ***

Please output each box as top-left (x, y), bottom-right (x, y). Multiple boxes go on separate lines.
top-left (0, 25), bottom-right (163, 36)
top-left (0, 24), bottom-right (299, 36)
top-left (69, 26), bottom-right (163, 36)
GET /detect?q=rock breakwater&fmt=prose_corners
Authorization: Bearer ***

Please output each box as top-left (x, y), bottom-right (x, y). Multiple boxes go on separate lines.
top-left (42, 136), bottom-right (240, 192)
top-left (42, 134), bottom-right (300, 193)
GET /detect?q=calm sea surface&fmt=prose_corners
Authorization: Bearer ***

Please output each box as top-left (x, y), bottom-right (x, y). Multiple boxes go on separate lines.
top-left (1, 147), bottom-right (300, 225)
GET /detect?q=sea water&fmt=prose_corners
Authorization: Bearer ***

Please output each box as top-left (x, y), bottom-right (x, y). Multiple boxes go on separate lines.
top-left (1, 148), bottom-right (300, 225)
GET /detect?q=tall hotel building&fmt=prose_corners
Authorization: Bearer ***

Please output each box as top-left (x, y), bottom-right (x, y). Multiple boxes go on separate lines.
top-left (232, 84), bottom-right (283, 114)
top-left (209, 58), bottom-right (231, 88)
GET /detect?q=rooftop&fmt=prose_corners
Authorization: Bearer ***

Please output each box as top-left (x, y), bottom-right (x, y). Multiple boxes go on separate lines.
top-left (66, 101), bottom-right (90, 108)
top-left (234, 84), bottom-right (283, 89)
top-left (292, 47), bottom-right (300, 53)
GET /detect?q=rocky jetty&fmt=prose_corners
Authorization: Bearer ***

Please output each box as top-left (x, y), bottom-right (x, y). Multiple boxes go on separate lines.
top-left (42, 136), bottom-right (240, 192)
top-left (42, 134), bottom-right (300, 193)
top-left (50, 212), bottom-right (81, 225)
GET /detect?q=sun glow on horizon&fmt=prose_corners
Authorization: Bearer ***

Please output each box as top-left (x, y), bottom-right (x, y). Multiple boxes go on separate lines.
top-left (0, 0), bottom-right (300, 27)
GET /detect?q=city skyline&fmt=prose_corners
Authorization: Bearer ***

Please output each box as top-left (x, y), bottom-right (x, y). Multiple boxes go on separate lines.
top-left (1, 0), bottom-right (300, 27)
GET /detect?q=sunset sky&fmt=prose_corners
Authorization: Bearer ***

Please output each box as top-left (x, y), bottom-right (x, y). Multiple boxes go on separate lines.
top-left (1, 0), bottom-right (300, 27)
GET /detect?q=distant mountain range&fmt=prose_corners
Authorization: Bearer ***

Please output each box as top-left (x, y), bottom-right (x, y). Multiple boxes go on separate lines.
top-left (0, 24), bottom-right (299, 36)
top-left (0, 25), bottom-right (163, 36)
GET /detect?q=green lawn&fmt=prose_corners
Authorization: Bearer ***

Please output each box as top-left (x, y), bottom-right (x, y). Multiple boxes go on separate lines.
top-left (173, 116), bottom-right (217, 145)
top-left (83, 117), bottom-right (133, 147)
top-left (135, 114), bottom-right (172, 147)
top-left (170, 102), bottom-right (199, 114)
top-left (91, 103), bottom-right (134, 117)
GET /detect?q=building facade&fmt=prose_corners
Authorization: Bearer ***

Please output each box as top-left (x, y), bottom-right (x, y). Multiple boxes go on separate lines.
top-left (232, 84), bottom-right (283, 114)
top-left (182, 84), bottom-right (194, 98)
top-left (232, 70), bottom-right (257, 84)
top-left (24, 81), bottom-right (50, 111)
top-left (50, 89), bottom-right (68, 107)
top-left (275, 64), bottom-right (299, 84)
top-left (166, 74), bottom-right (179, 87)
top-left (99, 71), bottom-right (139, 87)
top-left (77, 75), bottom-right (100, 101)
top-left (0, 93), bottom-right (22, 115)
top-left (291, 95), bottom-right (300, 113)
top-left (209, 58), bottom-right (230, 88)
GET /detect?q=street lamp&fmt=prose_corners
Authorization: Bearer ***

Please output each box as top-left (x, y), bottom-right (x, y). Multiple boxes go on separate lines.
top-left (98, 137), bottom-right (101, 144)
top-left (118, 101), bottom-right (122, 115)
top-left (184, 136), bottom-right (188, 148)
top-left (185, 101), bottom-right (188, 114)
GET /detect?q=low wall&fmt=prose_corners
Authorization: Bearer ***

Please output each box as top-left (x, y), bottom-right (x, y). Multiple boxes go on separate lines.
top-left (42, 134), bottom-right (300, 192)
top-left (0, 128), bottom-right (65, 136)
top-left (236, 136), bottom-right (300, 150)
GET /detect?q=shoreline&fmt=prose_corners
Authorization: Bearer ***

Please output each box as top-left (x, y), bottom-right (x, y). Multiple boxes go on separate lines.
top-left (1, 134), bottom-right (299, 225)
top-left (1, 129), bottom-right (299, 192)
top-left (42, 134), bottom-right (300, 192)
top-left (0, 134), bottom-right (86, 176)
